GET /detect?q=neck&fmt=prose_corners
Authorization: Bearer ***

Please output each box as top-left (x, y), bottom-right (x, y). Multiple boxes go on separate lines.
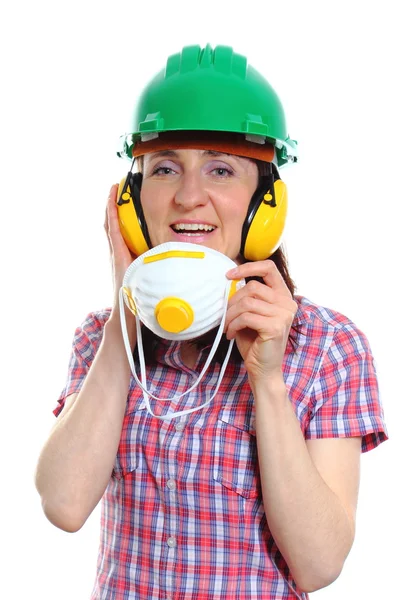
top-left (180, 342), bottom-right (200, 369)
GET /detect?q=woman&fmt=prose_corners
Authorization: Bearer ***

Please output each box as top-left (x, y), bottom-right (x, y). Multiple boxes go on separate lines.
top-left (35, 44), bottom-right (388, 599)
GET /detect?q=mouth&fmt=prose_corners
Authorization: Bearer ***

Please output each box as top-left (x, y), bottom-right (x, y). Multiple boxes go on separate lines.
top-left (170, 222), bottom-right (217, 237)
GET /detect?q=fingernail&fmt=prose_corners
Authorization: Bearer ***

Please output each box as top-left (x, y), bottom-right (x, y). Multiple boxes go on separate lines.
top-left (227, 268), bottom-right (238, 277)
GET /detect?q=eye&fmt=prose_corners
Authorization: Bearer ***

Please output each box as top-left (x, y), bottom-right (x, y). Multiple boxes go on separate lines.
top-left (151, 166), bottom-right (176, 176)
top-left (207, 161), bottom-right (234, 178)
top-left (212, 167), bottom-right (233, 177)
top-left (147, 159), bottom-right (180, 177)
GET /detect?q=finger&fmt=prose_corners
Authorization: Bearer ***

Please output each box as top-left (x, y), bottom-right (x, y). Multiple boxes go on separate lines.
top-left (228, 279), bottom-right (277, 308)
top-left (225, 295), bottom-right (277, 330)
top-left (106, 184), bottom-right (121, 238)
top-left (107, 184), bottom-right (133, 259)
top-left (104, 187), bottom-right (115, 255)
top-left (227, 260), bottom-right (288, 293)
top-left (226, 313), bottom-right (274, 341)
top-left (226, 312), bottom-right (294, 341)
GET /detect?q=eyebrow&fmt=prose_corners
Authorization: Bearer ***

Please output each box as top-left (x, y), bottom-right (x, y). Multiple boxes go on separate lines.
top-left (147, 149), bottom-right (233, 160)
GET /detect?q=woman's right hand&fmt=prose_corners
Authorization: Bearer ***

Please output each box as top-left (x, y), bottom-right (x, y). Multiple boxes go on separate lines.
top-left (104, 184), bottom-right (138, 349)
top-left (104, 184), bottom-right (136, 306)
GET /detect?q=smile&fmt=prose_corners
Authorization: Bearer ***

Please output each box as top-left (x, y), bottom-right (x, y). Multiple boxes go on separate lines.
top-left (171, 223), bottom-right (216, 234)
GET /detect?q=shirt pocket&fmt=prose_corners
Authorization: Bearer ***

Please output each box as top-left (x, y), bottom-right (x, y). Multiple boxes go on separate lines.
top-left (112, 396), bottom-right (147, 479)
top-left (212, 410), bottom-right (261, 502)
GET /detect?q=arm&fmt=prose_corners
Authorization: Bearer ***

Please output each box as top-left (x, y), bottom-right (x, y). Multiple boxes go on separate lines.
top-left (35, 185), bottom-right (136, 532)
top-left (35, 312), bottom-right (135, 532)
top-left (225, 260), bottom-right (362, 592)
top-left (253, 373), bottom-right (360, 592)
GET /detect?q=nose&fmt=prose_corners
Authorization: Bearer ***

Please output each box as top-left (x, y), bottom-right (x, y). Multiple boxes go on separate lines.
top-left (174, 171), bottom-right (209, 210)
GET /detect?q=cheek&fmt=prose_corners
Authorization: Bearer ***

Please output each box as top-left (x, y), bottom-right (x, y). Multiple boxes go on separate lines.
top-left (221, 198), bottom-right (250, 255)
top-left (140, 190), bottom-right (165, 230)
top-left (224, 196), bottom-right (250, 231)
top-left (139, 202), bottom-right (166, 249)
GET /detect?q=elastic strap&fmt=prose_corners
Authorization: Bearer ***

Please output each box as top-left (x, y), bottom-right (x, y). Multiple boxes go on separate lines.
top-left (119, 284), bottom-right (234, 420)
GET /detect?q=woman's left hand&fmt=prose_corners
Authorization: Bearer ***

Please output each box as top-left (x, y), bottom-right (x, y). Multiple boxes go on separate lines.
top-left (225, 260), bottom-right (298, 383)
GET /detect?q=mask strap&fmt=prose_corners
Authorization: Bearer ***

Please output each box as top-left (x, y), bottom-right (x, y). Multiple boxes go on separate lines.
top-left (136, 282), bottom-right (231, 402)
top-left (119, 284), bottom-right (235, 420)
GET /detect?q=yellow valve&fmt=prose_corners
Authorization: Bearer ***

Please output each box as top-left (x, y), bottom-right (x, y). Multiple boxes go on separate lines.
top-left (155, 297), bottom-right (194, 333)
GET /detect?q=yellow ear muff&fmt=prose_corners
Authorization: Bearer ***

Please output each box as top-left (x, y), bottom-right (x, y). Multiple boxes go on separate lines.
top-left (116, 176), bottom-right (150, 257)
top-left (243, 180), bottom-right (287, 261)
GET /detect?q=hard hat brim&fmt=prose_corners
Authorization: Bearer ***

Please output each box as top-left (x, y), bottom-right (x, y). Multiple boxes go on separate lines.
top-left (131, 131), bottom-right (275, 163)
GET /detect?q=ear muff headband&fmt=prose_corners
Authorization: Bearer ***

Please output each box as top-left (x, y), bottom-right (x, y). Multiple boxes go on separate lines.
top-left (241, 165), bottom-right (287, 261)
top-left (116, 172), bottom-right (150, 256)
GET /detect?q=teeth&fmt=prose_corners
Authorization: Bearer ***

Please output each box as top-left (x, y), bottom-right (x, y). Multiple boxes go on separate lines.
top-left (172, 223), bottom-right (215, 232)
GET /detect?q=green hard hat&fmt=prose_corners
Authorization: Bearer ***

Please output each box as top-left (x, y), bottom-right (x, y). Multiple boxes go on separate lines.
top-left (118, 44), bottom-right (298, 168)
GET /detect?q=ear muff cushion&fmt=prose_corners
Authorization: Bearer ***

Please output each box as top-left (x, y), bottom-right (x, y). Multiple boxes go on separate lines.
top-left (243, 180), bottom-right (287, 261)
top-left (117, 174), bottom-right (150, 257)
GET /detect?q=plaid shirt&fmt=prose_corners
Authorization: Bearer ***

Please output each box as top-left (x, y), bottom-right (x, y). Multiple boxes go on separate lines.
top-left (54, 294), bottom-right (388, 600)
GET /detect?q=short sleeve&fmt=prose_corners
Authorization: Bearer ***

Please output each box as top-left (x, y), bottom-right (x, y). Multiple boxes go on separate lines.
top-left (306, 322), bottom-right (388, 452)
top-left (53, 309), bottom-right (111, 418)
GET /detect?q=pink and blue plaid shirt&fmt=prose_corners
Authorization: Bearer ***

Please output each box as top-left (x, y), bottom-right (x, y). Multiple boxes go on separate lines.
top-left (54, 294), bottom-right (388, 599)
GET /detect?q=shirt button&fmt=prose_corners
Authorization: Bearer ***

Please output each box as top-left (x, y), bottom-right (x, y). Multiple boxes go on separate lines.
top-left (167, 479), bottom-right (176, 490)
top-left (167, 536), bottom-right (177, 548)
top-left (175, 420), bottom-right (185, 432)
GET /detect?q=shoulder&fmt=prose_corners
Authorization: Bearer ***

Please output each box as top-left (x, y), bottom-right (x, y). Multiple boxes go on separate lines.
top-left (71, 308), bottom-right (113, 361)
top-left (75, 308), bottom-right (112, 336)
top-left (294, 294), bottom-right (358, 329)
top-left (293, 294), bottom-right (372, 354)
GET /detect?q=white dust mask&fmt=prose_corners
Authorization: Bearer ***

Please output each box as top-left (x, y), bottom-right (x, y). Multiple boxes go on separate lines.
top-left (119, 242), bottom-right (245, 420)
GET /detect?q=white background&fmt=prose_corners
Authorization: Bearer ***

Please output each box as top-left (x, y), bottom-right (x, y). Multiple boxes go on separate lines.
top-left (1, 0), bottom-right (415, 598)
